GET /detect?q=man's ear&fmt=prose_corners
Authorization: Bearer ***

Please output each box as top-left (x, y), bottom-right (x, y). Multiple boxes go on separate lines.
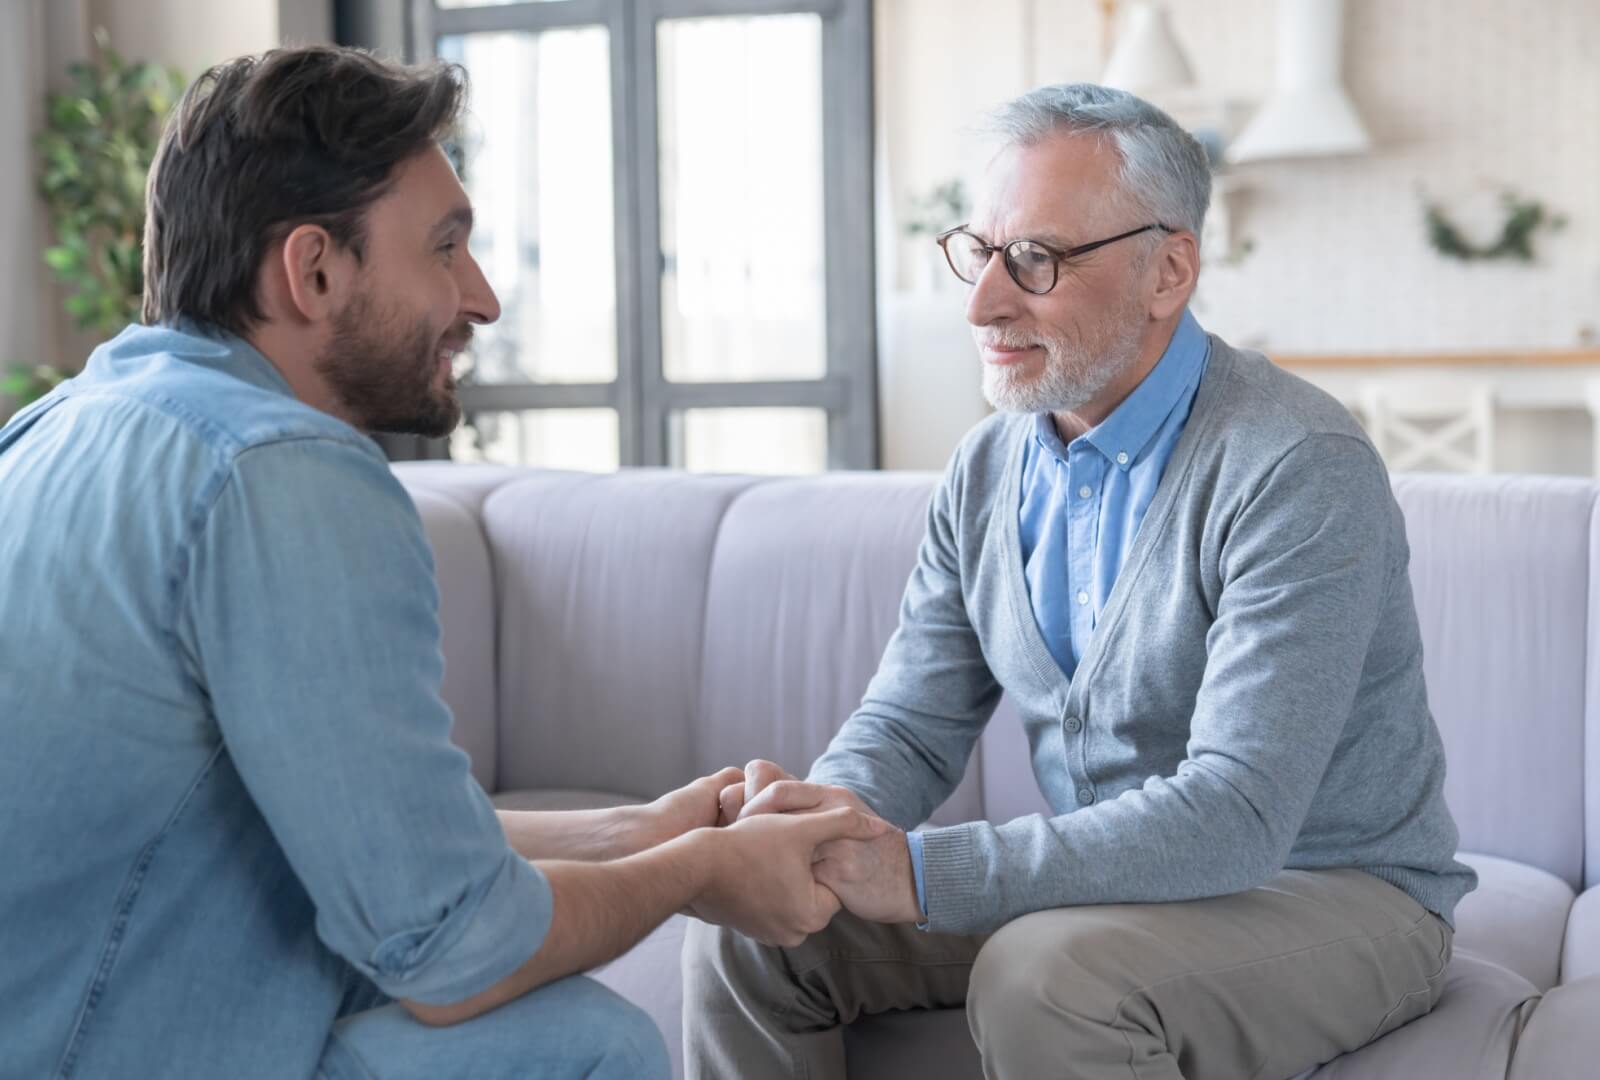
top-left (1148, 230), bottom-right (1199, 321)
top-left (278, 223), bottom-right (355, 322)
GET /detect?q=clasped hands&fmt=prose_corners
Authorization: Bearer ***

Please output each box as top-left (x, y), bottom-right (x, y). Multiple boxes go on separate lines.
top-left (638, 760), bottom-right (922, 949)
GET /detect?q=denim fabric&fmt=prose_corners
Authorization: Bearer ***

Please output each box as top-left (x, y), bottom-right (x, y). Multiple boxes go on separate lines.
top-left (0, 323), bottom-right (558, 1078)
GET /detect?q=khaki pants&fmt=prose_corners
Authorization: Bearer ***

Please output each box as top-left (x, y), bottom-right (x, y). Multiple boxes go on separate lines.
top-left (682, 868), bottom-right (1451, 1080)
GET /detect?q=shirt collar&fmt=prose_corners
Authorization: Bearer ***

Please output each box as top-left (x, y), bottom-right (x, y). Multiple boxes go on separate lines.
top-left (1033, 308), bottom-right (1209, 470)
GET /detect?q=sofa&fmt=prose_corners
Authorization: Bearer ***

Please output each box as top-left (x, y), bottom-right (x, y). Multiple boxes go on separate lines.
top-left (393, 461), bottom-right (1600, 1079)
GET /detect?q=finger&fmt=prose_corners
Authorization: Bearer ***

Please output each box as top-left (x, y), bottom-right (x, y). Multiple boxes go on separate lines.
top-left (740, 779), bottom-right (830, 820)
top-left (716, 782), bottom-right (745, 826)
top-left (801, 806), bottom-right (888, 845)
top-left (704, 765), bottom-right (745, 791)
top-left (743, 759), bottom-right (794, 804)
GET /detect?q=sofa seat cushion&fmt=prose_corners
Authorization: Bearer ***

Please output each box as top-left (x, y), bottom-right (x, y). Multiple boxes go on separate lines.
top-left (489, 788), bottom-right (644, 812)
top-left (1559, 885), bottom-right (1600, 983)
top-left (1451, 852), bottom-right (1575, 990)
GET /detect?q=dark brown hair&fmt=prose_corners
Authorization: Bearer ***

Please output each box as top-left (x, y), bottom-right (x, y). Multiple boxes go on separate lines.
top-left (141, 46), bottom-right (465, 336)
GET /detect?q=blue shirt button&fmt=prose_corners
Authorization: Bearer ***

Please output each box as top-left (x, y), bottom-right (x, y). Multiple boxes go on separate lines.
top-left (1065, 716), bottom-right (1083, 733)
top-left (1077, 788), bottom-right (1094, 805)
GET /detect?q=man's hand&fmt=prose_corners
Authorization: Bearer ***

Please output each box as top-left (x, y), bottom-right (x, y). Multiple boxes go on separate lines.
top-left (714, 757), bottom-right (795, 823)
top-left (733, 772), bottom-right (923, 926)
top-left (631, 766), bottom-right (745, 850)
top-left (688, 807), bottom-right (888, 946)
top-left (812, 824), bottom-right (923, 925)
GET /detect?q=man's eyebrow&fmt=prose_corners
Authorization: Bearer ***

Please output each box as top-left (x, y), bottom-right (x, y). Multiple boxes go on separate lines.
top-left (431, 206), bottom-right (474, 241)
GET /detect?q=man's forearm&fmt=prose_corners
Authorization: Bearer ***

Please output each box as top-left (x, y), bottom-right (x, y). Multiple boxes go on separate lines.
top-left (496, 806), bottom-right (650, 862)
top-left (404, 830), bottom-right (710, 1026)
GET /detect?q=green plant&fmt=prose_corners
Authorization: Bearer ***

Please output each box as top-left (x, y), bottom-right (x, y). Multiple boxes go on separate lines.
top-left (1422, 187), bottom-right (1567, 263)
top-left (2, 365), bottom-right (67, 409)
top-left (36, 28), bottom-right (184, 336)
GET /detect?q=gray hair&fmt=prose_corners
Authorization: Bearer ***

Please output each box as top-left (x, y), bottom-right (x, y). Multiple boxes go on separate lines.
top-left (986, 83), bottom-right (1211, 242)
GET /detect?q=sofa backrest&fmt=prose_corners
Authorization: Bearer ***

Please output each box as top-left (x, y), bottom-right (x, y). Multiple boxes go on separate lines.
top-left (398, 464), bottom-right (1598, 889)
top-left (1390, 475), bottom-right (1597, 891)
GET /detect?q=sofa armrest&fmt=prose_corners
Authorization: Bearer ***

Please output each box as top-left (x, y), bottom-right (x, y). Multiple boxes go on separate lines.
top-left (1508, 974), bottom-right (1600, 1079)
top-left (1560, 885), bottom-right (1600, 982)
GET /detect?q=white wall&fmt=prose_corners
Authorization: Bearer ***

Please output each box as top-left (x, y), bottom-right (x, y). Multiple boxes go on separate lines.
top-left (874, 0), bottom-right (1600, 471)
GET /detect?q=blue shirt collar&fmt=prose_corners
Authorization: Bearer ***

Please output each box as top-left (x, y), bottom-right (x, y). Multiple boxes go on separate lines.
top-left (88, 320), bottom-right (298, 400)
top-left (1033, 308), bottom-right (1209, 470)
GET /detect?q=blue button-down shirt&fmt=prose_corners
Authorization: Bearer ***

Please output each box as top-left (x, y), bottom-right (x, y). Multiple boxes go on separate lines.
top-left (1018, 309), bottom-right (1211, 676)
top-left (909, 310), bottom-right (1211, 918)
top-left (0, 323), bottom-right (551, 1078)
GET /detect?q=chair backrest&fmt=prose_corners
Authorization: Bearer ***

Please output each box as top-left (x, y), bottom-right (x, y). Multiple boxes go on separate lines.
top-left (1360, 375), bottom-right (1495, 473)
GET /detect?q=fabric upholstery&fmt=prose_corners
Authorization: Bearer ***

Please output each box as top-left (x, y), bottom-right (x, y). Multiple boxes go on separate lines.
top-left (1451, 853), bottom-right (1575, 991)
top-left (1560, 886), bottom-right (1600, 982)
top-left (1508, 974), bottom-right (1600, 1080)
top-left (694, 473), bottom-right (983, 826)
top-left (1391, 474), bottom-right (1594, 890)
top-left (482, 471), bottom-right (761, 799)
top-left (406, 487), bottom-right (499, 793)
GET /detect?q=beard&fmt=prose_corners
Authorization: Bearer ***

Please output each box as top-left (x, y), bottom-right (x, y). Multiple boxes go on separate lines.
top-left (979, 290), bottom-right (1149, 415)
top-left (314, 289), bottom-right (464, 438)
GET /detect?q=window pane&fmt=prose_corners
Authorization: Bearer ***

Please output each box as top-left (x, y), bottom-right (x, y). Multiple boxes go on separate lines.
top-left (657, 15), bottom-right (826, 384)
top-left (451, 409), bottom-right (619, 471)
top-left (440, 28), bottom-right (616, 384)
top-left (675, 408), bottom-right (827, 474)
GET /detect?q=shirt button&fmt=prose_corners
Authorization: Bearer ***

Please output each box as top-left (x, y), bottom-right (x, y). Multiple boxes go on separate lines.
top-left (1077, 484), bottom-right (1092, 498)
top-left (1076, 590), bottom-right (1089, 605)
top-left (1065, 716), bottom-right (1083, 733)
top-left (1116, 451), bottom-right (1130, 466)
top-left (1077, 788), bottom-right (1095, 805)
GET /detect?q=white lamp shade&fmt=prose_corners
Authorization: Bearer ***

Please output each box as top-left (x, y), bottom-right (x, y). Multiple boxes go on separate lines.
top-left (1226, 0), bottom-right (1372, 163)
top-left (1102, 4), bottom-right (1195, 95)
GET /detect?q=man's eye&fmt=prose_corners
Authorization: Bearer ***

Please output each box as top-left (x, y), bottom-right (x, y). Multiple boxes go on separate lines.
top-left (438, 242), bottom-right (458, 256)
top-left (1013, 246), bottom-right (1053, 267)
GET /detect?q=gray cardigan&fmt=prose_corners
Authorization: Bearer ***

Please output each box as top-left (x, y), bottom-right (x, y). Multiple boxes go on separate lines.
top-left (809, 335), bottom-right (1477, 936)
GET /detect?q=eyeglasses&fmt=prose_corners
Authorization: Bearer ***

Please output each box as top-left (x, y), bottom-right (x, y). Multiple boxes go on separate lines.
top-left (935, 223), bottom-right (1174, 295)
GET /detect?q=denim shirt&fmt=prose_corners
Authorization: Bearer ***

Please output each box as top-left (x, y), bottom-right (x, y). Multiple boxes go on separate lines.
top-left (0, 323), bottom-right (551, 1078)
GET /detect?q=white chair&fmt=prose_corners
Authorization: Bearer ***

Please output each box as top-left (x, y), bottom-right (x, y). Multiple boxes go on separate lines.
top-left (1581, 377), bottom-right (1600, 479)
top-left (1359, 375), bottom-right (1496, 473)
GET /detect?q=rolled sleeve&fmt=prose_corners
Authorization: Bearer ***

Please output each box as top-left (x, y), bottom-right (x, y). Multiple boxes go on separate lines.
top-left (177, 435), bottom-right (547, 1003)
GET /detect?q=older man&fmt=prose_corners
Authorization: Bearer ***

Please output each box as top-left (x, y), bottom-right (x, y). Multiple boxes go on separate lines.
top-left (684, 83), bottom-right (1475, 1080)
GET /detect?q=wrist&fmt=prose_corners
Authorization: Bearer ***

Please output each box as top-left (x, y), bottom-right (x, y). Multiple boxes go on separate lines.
top-left (600, 804), bottom-right (652, 859)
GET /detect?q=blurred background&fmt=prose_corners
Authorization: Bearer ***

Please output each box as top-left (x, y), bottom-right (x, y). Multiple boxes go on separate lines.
top-left (1, 0), bottom-right (1596, 475)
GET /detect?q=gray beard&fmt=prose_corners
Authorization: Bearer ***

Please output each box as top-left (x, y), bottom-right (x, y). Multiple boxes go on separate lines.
top-left (980, 301), bottom-right (1148, 415)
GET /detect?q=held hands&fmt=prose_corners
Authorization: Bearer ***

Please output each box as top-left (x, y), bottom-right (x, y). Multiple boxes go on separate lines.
top-left (724, 759), bottom-right (924, 926)
top-left (630, 766), bottom-right (746, 853)
top-left (688, 807), bottom-right (887, 947)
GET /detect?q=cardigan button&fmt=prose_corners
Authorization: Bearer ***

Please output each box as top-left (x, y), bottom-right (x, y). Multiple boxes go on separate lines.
top-left (1077, 788), bottom-right (1095, 805)
top-left (1065, 716), bottom-right (1083, 734)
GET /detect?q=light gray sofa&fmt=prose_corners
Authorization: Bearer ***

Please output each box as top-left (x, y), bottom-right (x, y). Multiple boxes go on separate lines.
top-left (394, 462), bottom-right (1600, 1079)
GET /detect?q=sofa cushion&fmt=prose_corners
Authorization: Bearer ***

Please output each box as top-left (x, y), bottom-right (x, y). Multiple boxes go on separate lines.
top-left (405, 487), bottom-right (499, 793)
top-left (482, 471), bottom-right (762, 800)
top-left (1451, 852), bottom-right (1575, 991)
top-left (1507, 973), bottom-right (1600, 1079)
top-left (1560, 885), bottom-right (1600, 983)
top-left (694, 474), bottom-right (984, 826)
top-left (1392, 475), bottom-right (1594, 891)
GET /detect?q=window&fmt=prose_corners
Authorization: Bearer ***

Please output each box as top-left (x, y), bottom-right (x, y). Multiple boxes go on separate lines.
top-left (347, 0), bottom-right (877, 472)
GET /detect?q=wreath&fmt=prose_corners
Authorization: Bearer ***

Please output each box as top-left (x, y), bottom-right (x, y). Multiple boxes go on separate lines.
top-left (1422, 188), bottom-right (1566, 263)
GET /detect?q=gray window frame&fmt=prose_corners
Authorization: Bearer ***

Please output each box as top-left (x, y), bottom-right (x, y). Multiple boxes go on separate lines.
top-left (341, 0), bottom-right (877, 468)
